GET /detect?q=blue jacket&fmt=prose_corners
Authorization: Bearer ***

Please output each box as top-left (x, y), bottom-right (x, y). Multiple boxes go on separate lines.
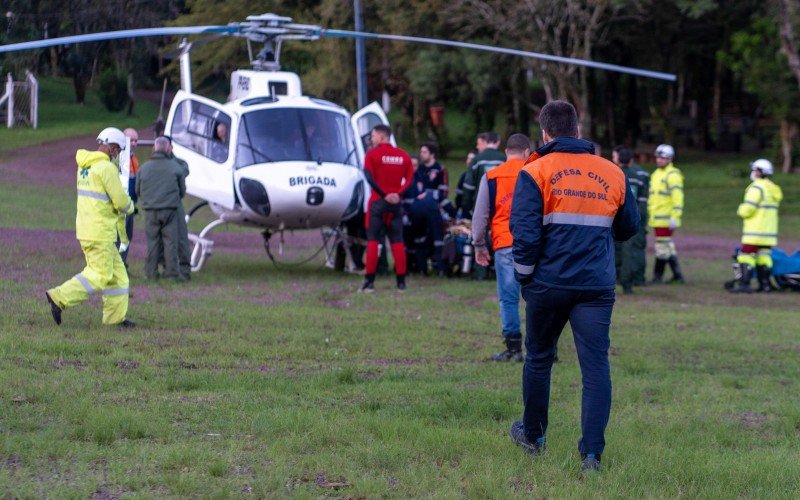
top-left (510, 137), bottom-right (639, 290)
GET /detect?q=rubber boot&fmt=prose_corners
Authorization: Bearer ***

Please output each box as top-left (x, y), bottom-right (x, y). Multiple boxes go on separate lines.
top-left (492, 335), bottom-right (523, 362)
top-left (649, 258), bottom-right (667, 285)
top-left (756, 265), bottom-right (776, 293)
top-left (666, 256), bottom-right (685, 284)
top-left (729, 264), bottom-right (753, 293)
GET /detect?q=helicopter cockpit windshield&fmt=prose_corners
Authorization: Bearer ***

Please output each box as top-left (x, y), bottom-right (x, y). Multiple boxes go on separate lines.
top-left (235, 108), bottom-right (358, 169)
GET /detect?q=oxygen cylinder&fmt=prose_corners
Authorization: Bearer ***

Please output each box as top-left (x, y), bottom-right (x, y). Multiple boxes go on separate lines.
top-left (461, 242), bottom-right (473, 275)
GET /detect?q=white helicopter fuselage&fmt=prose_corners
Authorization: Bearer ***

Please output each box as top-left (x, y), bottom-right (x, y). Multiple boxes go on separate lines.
top-left (165, 79), bottom-right (388, 232)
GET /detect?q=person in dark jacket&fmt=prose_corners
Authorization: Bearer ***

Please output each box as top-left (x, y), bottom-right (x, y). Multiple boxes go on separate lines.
top-left (613, 145), bottom-right (650, 294)
top-left (508, 100), bottom-right (639, 474)
top-left (136, 136), bottom-right (187, 281)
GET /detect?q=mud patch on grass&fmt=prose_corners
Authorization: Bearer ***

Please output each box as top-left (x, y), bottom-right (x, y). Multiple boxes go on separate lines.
top-left (52, 358), bottom-right (87, 370)
top-left (738, 411), bottom-right (768, 427)
top-left (1, 455), bottom-right (22, 469)
top-left (115, 360), bottom-right (139, 370)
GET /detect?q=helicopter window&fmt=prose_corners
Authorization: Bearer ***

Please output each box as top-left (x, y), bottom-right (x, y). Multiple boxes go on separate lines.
top-left (169, 99), bottom-right (232, 164)
top-left (355, 112), bottom-right (386, 152)
top-left (267, 82), bottom-right (288, 96)
top-left (235, 108), bottom-right (357, 168)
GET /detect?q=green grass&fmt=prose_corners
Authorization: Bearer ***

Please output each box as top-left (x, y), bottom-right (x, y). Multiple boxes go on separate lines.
top-left (0, 77), bottom-right (158, 155)
top-left (2, 89), bottom-right (800, 495)
top-left (2, 240), bottom-right (800, 497)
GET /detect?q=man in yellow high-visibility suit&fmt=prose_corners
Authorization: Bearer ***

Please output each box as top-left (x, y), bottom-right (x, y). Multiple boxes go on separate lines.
top-left (45, 127), bottom-right (136, 327)
top-left (730, 158), bottom-right (783, 293)
top-left (648, 144), bottom-right (685, 284)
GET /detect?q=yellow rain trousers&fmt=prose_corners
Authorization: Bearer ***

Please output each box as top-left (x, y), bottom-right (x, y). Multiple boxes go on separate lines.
top-left (48, 149), bottom-right (134, 325)
top-left (48, 241), bottom-right (129, 324)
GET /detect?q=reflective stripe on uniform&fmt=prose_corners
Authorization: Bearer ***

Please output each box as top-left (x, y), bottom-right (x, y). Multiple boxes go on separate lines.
top-left (121, 202), bottom-right (132, 213)
top-left (515, 262), bottom-right (534, 275)
top-left (77, 189), bottom-right (110, 201)
top-left (743, 232), bottom-right (778, 238)
top-left (103, 288), bottom-right (129, 296)
top-left (75, 274), bottom-right (96, 295)
top-left (543, 213), bottom-right (613, 227)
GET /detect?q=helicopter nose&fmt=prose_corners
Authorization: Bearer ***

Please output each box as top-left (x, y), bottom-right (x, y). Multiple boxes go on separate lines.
top-left (238, 178), bottom-right (271, 216)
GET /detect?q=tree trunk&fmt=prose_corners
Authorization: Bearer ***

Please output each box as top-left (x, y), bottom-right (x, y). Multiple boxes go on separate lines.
top-left (73, 75), bottom-right (86, 105)
top-left (777, 0), bottom-right (800, 91)
top-left (779, 119), bottom-right (796, 174)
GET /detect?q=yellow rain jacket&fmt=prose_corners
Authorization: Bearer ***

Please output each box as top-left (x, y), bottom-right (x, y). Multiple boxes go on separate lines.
top-left (75, 150), bottom-right (134, 242)
top-left (648, 163), bottom-right (684, 229)
top-left (738, 177), bottom-right (782, 247)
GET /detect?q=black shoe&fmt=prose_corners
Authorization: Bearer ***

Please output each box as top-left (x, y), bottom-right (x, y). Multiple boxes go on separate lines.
top-left (493, 336), bottom-right (523, 362)
top-left (359, 275), bottom-right (375, 293)
top-left (667, 256), bottom-right (685, 284)
top-left (580, 453), bottom-right (601, 474)
top-left (509, 421), bottom-right (545, 455)
top-left (650, 258), bottom-right (667, 285)
top-left (755, 265), bottom-right (776, 292)
top-left (492, 349), bottom-right (523, 362)
top-left (118, 319), bottom-right (136, 328)
top-left (396, 275), bottom-right (407, 291)
top-left (45, 292), bottom-right (62, 326)
top-left (730, 263), bottom-right (753, 293)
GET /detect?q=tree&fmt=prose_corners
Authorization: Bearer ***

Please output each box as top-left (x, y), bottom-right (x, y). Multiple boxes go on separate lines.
top-left (722, 17), bottom-right (800, 173)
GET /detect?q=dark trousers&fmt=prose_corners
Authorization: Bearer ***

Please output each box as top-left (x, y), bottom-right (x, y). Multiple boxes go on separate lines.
top-left (119, 214), bottom-right (134, 265)
top-left (176, 204), bottom-right (191, 279)
top-left (615, 227), bottom-right (647, 289)
top-left (521, 283), bottom-right (615, 456)
top-left (144, 208), bottom-right (180, 280)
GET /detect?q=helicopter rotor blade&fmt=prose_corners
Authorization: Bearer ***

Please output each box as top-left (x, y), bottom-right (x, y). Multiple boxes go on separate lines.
top-left (320, 29), bottom-right (676, 82)
top-left (161, 34), bottom-right (225, 60)
top-left (0, 26), bottom-right (238, 54)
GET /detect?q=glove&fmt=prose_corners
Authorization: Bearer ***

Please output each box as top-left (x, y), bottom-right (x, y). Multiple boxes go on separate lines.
top-left (669, 218), bottom-right (678, 230)
top-left (119, 242), bottom-right (129, 253)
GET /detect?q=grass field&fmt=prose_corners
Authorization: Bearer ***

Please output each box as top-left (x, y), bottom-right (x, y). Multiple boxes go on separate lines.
top-left (2, 91), bottom-right (800, 495)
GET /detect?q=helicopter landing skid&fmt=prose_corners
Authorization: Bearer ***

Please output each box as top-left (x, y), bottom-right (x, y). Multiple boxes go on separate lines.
top-left (321, 227), bottom-right (359, 273)
top-left (189, 218), bottom-right (226, 272)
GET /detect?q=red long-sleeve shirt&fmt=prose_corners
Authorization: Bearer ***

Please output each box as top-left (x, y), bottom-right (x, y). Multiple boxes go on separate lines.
top-left (364, 143), bottom-right (414, 204)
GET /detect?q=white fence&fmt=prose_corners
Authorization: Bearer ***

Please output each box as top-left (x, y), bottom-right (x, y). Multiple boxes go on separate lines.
top-left (0, 71), bottom-right (38, 129)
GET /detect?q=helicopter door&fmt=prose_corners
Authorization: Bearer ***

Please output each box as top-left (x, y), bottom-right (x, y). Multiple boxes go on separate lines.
top-left (166, 91), bottom-right (236, 209)
top-left (350, 102), bottom-right (395, 164)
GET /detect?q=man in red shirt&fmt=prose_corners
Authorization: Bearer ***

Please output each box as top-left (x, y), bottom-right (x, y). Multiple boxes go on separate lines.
top-left (361, 124), bottom-right (414, 292)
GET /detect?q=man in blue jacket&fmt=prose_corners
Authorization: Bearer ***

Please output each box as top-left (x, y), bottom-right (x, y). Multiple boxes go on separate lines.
top-left (508, 100), bottom-right (639, 474)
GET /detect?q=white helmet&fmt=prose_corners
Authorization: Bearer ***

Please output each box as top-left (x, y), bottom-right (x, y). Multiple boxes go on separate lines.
top-left (655, 144), bottom-right (675, 159)
top-left (97, 127), bottom-right (127, 150)
top-left (750, 158), bottom-right (774, 176)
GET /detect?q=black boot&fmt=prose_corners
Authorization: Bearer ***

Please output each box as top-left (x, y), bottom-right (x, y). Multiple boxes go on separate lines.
top-left (360, 274), bottom-right (375, 293)
top-left (666, 256), bottom-right (685, 284)
top-left (492, 335), bottom-right (523, 362)
top-left (649, 258), bottom-right (667, 284)
top-left (730, 264), bottom-right (753, 293)
top-left (756, 265), bottom-right (776, 292)
top-left (396, 274), bottom-right (407, 291)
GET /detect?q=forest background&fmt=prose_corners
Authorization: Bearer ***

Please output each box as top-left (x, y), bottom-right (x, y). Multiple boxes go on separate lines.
top-left (2, 0), bottom-right (800, 170)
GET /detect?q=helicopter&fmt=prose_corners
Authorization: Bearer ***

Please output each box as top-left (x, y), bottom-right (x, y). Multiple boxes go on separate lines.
top-left (0, 13), bottom-right (676, 273)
